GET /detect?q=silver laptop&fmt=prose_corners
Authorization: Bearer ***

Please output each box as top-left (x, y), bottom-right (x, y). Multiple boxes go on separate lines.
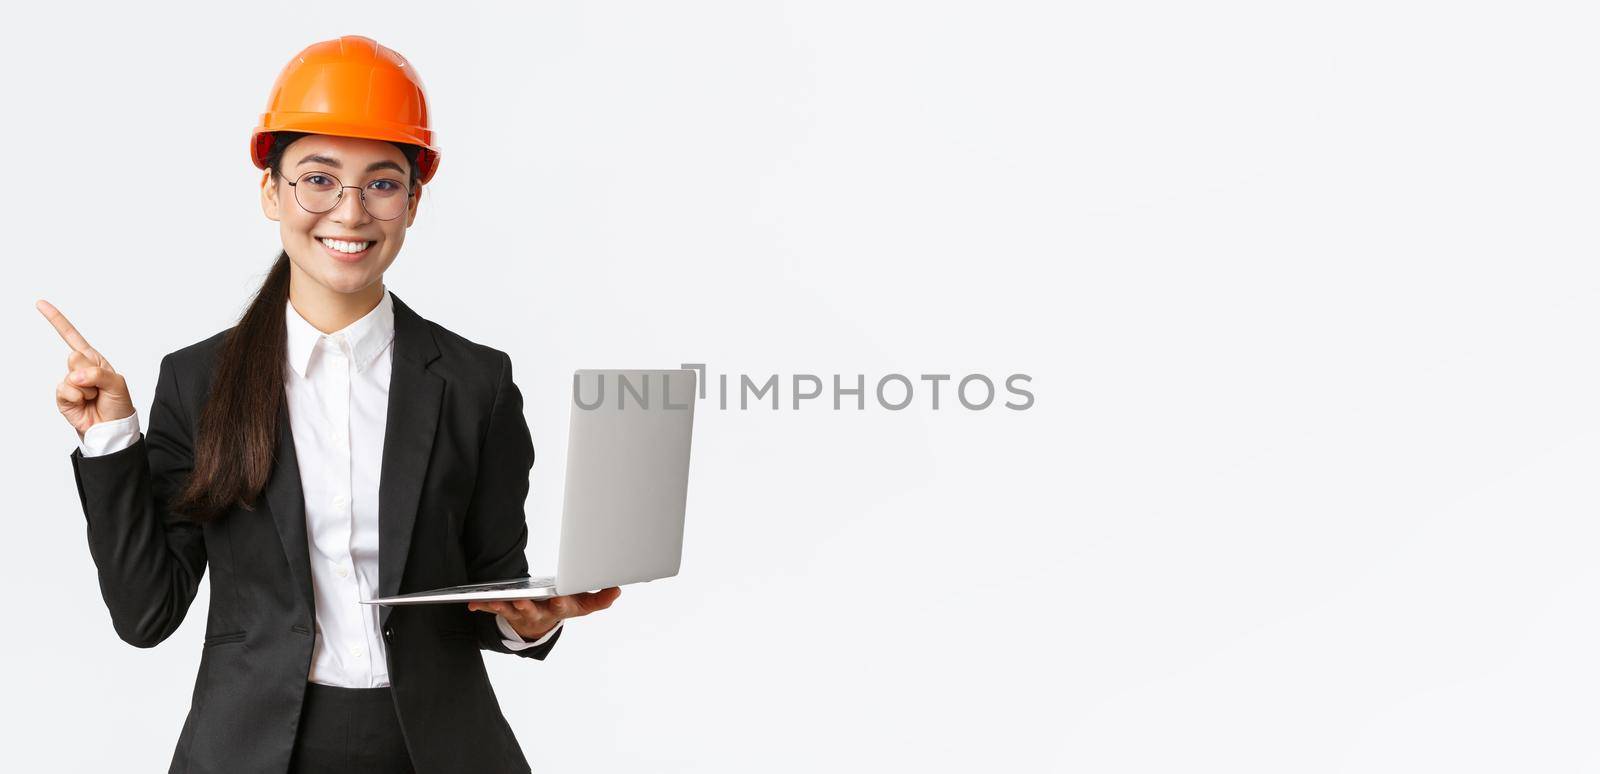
top-left (362, 369), bottom-right (697, 606)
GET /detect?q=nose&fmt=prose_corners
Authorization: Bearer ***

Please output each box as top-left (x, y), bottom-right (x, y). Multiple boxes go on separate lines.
top-left (327, 186), bottom-right (371, 226)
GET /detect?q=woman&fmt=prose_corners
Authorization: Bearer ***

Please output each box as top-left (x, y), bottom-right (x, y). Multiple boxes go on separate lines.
top-left (38, 36), bottom-right (619, 773)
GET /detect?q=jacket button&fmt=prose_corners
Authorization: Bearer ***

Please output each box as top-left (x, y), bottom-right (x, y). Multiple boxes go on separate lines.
top-left (384, 628), bottom-right (393, 638)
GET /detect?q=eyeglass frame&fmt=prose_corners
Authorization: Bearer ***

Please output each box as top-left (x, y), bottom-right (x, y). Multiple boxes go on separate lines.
top-left (279, 169), bottom-right (417, 221)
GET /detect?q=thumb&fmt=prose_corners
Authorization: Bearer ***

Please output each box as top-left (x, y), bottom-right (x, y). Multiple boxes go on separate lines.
top-left (69, 366), bottom-right (126, 397)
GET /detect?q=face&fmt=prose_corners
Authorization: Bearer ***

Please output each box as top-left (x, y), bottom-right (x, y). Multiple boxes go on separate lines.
top-left (260, 134), bottom-right (420, 296)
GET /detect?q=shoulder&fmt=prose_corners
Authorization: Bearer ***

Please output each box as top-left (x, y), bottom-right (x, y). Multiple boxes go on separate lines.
top-left (420, 317), bottom-right (513, 376)
top-left (156, 327), bottom-right (231, 400)
top-left (165, 328), bottom-right (231, 369)
top-left (396, 296), bottom-right (522, 400)
top-left (405, 308), bottom-right (533, 422)
top-left (415, 317), bottom-right (524, 415)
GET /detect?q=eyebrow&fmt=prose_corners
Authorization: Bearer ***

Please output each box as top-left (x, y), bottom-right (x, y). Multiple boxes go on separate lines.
top-left (294, 154), bottom-right (408, 176)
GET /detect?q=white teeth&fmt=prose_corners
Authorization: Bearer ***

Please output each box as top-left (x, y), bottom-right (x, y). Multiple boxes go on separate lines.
top-left (320, 238), bottom-right (371, 254)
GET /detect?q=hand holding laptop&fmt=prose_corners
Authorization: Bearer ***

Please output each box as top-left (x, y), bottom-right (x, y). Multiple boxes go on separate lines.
top-left (469, 586), bottom-right (623, 640)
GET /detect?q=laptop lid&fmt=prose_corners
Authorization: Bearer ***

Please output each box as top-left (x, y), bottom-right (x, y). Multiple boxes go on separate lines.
top-left (554, 369), bottom-right (697, 595)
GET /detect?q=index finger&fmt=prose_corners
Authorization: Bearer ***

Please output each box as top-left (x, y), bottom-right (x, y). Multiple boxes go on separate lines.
top-left (35, 299), bottom-right (101, 360)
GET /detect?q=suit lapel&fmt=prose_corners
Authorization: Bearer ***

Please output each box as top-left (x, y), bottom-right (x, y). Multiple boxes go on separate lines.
top-left (265, 398), bottom-right (315, 618)
top-left (265, 291), bottom-right (443, 629)
top-left (377, 293), bottom-right (443, 627)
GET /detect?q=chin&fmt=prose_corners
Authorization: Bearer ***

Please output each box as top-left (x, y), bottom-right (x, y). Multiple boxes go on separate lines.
top-left (331, 277), bottom-right (380, 296)
top-left (311, 266), bottom-right (376, 294)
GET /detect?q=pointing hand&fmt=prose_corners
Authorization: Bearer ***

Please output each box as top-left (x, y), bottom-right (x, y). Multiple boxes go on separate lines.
top-left (38, 299), bottom-right (136, 438)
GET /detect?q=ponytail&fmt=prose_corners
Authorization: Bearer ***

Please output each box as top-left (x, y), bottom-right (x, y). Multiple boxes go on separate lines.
top-left (170, 252), bottom-right (291, 522)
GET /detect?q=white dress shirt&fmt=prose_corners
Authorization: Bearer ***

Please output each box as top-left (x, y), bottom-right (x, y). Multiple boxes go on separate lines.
top-left (78, 288), bottom-right (559, 687)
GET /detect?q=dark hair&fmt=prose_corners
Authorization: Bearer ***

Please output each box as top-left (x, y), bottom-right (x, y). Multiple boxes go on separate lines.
top-left (171, 131), bottom-right (424, 523)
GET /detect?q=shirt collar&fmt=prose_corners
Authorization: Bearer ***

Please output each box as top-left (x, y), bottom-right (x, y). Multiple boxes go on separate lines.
top-left (285, 288), bottom-right (396, 378)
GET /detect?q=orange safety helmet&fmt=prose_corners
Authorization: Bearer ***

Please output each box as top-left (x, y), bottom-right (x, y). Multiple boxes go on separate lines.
top-left (250, 36), bottom-right (440, 184)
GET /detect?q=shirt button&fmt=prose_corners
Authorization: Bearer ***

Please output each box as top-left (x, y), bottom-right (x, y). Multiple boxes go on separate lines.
top-left (336, 565), bottom-right (349, 578)
top-left (350, 645), bottom-right (364, 658)
top-left (331, 429), bottom-right (347, 445)
top-left (332, 494), bottom-right (348, 509)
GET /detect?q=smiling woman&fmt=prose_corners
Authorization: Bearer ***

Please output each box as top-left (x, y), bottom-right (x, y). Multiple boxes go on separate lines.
top-left (261, 133), bottom-right (423, 303)
top-left (43, 34), bottom-right (618, 774)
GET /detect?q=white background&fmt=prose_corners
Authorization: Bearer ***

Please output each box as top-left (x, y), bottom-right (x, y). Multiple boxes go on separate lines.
top-left (5, 1), bottom-right (1597, 771)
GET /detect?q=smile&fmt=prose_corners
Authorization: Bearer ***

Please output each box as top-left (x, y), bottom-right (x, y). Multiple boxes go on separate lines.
top-left (318, 237), bottom-right (374, 261)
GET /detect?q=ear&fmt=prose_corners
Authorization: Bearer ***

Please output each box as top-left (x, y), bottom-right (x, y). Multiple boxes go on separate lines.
top-left (260, 170), bottom-right (281, 221)
top-left (404, 183), bottom-right (422, 227)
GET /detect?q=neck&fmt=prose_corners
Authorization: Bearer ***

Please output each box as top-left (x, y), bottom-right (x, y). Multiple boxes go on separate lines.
top-left (286, 267), bottom-right (385, 334)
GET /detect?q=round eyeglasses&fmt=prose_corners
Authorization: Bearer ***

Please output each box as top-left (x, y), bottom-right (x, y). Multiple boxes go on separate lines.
top-left (284, 170), bottom-right (414, 221)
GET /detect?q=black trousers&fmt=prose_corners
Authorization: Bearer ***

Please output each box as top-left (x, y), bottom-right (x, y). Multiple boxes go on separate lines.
top-left (289, 681), bottom-right (416, 773)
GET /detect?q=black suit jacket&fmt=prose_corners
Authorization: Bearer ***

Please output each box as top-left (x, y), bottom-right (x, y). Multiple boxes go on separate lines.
top-left (68, 292), bottom-right (559, 774)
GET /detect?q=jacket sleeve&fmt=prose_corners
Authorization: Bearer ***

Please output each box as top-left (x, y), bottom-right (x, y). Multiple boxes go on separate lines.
top-left (462, 351), bottom-right (561, 660)
top-left (68, 353), bottom-right (206, 648)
